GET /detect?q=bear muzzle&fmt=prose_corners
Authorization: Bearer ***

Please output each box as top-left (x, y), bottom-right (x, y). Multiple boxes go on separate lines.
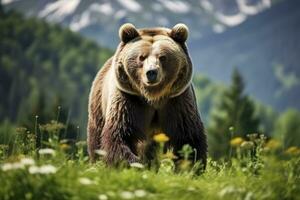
top-left (143, 66), bottom-right (163, 86)
top-left (146, 69), bottom-right (158, 83)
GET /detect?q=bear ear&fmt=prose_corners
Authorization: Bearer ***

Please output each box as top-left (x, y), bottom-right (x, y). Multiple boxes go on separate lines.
top-left (119, 23), bottom-right (139, 43)
top-left (170, 23), bottom-right (189, 43)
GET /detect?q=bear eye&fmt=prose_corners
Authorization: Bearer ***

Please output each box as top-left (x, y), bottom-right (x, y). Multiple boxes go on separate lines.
top-left (139, 55), bottom-right (146, 62)
top-left (159, 55), bottom-right (167, 62)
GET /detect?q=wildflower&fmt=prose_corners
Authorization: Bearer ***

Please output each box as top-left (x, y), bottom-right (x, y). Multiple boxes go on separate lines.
top-left (1, 162), bottom-right (24, 171)
top-left (28, 166), bottom-right (40, 174)
top-left (162, 151), bottom-right (177, 159)
top-left (153, 133), bottom-right (169, 143)
top-left (38, 148), bottom-right (56, 156)
top-left (265, 139), bottom-right (281, 150)
top-left (20, 158), bottom-right (35, 166)
top-left (60, 143), bottom-right (70, 151)
top-left (285, 146), bottom-right (300, 156)
top-left (230, 137), bottom-right (244, 147)
top-left (130, 162), bottom-right (144, 169)
top-left (120, 191), bottom-right (134, 199)
top-left (79, 177), bottom-right (94, 185)
top-left (39, 120), bottom-right (65, 133)
top-left (95, 149), bottom-right (107, 156)
top-left (39, 165), bottom-right (57, 174)
top-left (28, 165), bottom-right (57, 174)
top-left (134, 189), bottom-right (147, 197)
top-left (98, 194), bottom-right (108, 200)
top-left (241, 141), bottom-right (254, 150)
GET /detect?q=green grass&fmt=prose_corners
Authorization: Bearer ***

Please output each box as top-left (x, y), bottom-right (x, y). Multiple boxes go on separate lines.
top-left (0, 122), bottom-right (299, 200)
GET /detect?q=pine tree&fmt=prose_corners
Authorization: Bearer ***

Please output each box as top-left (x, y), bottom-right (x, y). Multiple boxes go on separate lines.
top-left (208, 69), bottom-right (260, 159)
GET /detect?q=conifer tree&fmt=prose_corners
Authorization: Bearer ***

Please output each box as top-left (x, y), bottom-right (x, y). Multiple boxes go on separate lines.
top-left (208, 69), bottom-right (260, 159)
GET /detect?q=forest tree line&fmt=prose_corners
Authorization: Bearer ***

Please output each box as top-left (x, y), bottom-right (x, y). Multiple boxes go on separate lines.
top-left (0, 8), bottom-right (299, 159)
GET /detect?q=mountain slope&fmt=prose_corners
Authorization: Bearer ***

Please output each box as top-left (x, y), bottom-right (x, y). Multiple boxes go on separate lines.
top-left (3, 0), bottom-right (273, 47)
top-left (2, 0), bottom-right (298, 111)
top-left (191, 0), bottom-right (300, 110)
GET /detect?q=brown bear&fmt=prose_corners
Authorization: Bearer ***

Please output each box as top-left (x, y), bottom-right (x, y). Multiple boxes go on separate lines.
top-left (87, 23), bottom-right (207, 167)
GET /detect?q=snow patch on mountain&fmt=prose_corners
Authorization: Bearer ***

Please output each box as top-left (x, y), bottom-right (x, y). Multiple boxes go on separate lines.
top-left (3, 0), bottom-right (275, 43)
top-left (2, 0), bottom-right (19, 4)
top-left (215, 12), bottom-right (247, 27)
top-left (90, 3), bottom-right (114, 16)
top-left (200, 0), bottom-right (214, 12)
top-left (70, 11), bottom-right (91, 31)
top-left (237, 0), bottom-right (271, 15)
top-left (39, 0), bottom-right (81, 22)
top-left (158, 0), bottom-right (190, 13)
top-left (117, 0), bottom-right (142, 12)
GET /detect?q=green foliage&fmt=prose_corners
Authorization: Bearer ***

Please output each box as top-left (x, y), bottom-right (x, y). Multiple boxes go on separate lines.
top-left (254, 102), bottom-right (277, 136)
top-left (274, 109), bottom-right (300, 148)
top-left (0, 121), bottom-right (299, 200)
top-left (208, 69), bottom-right (260, 159)
top-left (192, 74), bottom-right (225, 123)
top-left (0, 120), bottom-right (16, 144)
top-left (0, 10), bottom-right (112, 133)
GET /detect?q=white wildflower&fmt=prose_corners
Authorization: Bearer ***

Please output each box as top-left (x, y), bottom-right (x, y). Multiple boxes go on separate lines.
top-left (39, 165), bottom-right (57, 174)
top-left (29, 165), bottom-right (57, 174)
top-left (20, 158), bottom-right (35, 166)
top-left (130, 162), bottom-right (144, 169)
top-left (79, 177), bottom-right (94, 185)
top-left (120, 191), bottom-right (134, 199)
top-left (1, 162), bottom-right (24, 171)
top-left (28, 166), bottom-right (40, 174)
top-left (1, 163), bottom-right (13, 171)
top-left (38, 148), bottom-right (56, 156)
top-left (98, 194), bottom-right (108, 200)
top-left (134, 189), bottom-right (147, 197)
top-left (95, 149), bottom-right (107, 156)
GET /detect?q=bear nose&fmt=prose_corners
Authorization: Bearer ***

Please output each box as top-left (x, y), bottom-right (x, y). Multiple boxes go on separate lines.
top-left (146, 69), bottom-right (158, 83)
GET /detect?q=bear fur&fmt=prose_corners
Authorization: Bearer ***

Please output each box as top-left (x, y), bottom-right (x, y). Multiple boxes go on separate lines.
top-left (87, 23), bottom-right (207, 167)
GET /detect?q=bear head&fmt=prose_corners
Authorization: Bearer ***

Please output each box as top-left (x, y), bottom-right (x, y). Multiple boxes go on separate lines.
top-left (114, 23), bottom-right (193, 102)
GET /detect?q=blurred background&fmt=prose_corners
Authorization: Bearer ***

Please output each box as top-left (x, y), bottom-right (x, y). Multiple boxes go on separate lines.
top-left (0, 0), bottom-right (299, 158)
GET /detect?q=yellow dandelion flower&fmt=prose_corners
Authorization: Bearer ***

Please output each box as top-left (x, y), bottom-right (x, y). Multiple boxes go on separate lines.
top-left (153, 133), bottom-right (169, 143)
top-left (265, 139), bottom-right (281, 150)
top-left (285, 146), bottom-right (300, 156)
top-left (230, 137), bottom-right (244, 147)
top-left (60, 143), bottom-right (70, 151)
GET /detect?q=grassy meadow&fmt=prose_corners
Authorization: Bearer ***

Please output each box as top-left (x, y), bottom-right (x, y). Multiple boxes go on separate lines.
top-left (0, 121), bottom-right (299, 200)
